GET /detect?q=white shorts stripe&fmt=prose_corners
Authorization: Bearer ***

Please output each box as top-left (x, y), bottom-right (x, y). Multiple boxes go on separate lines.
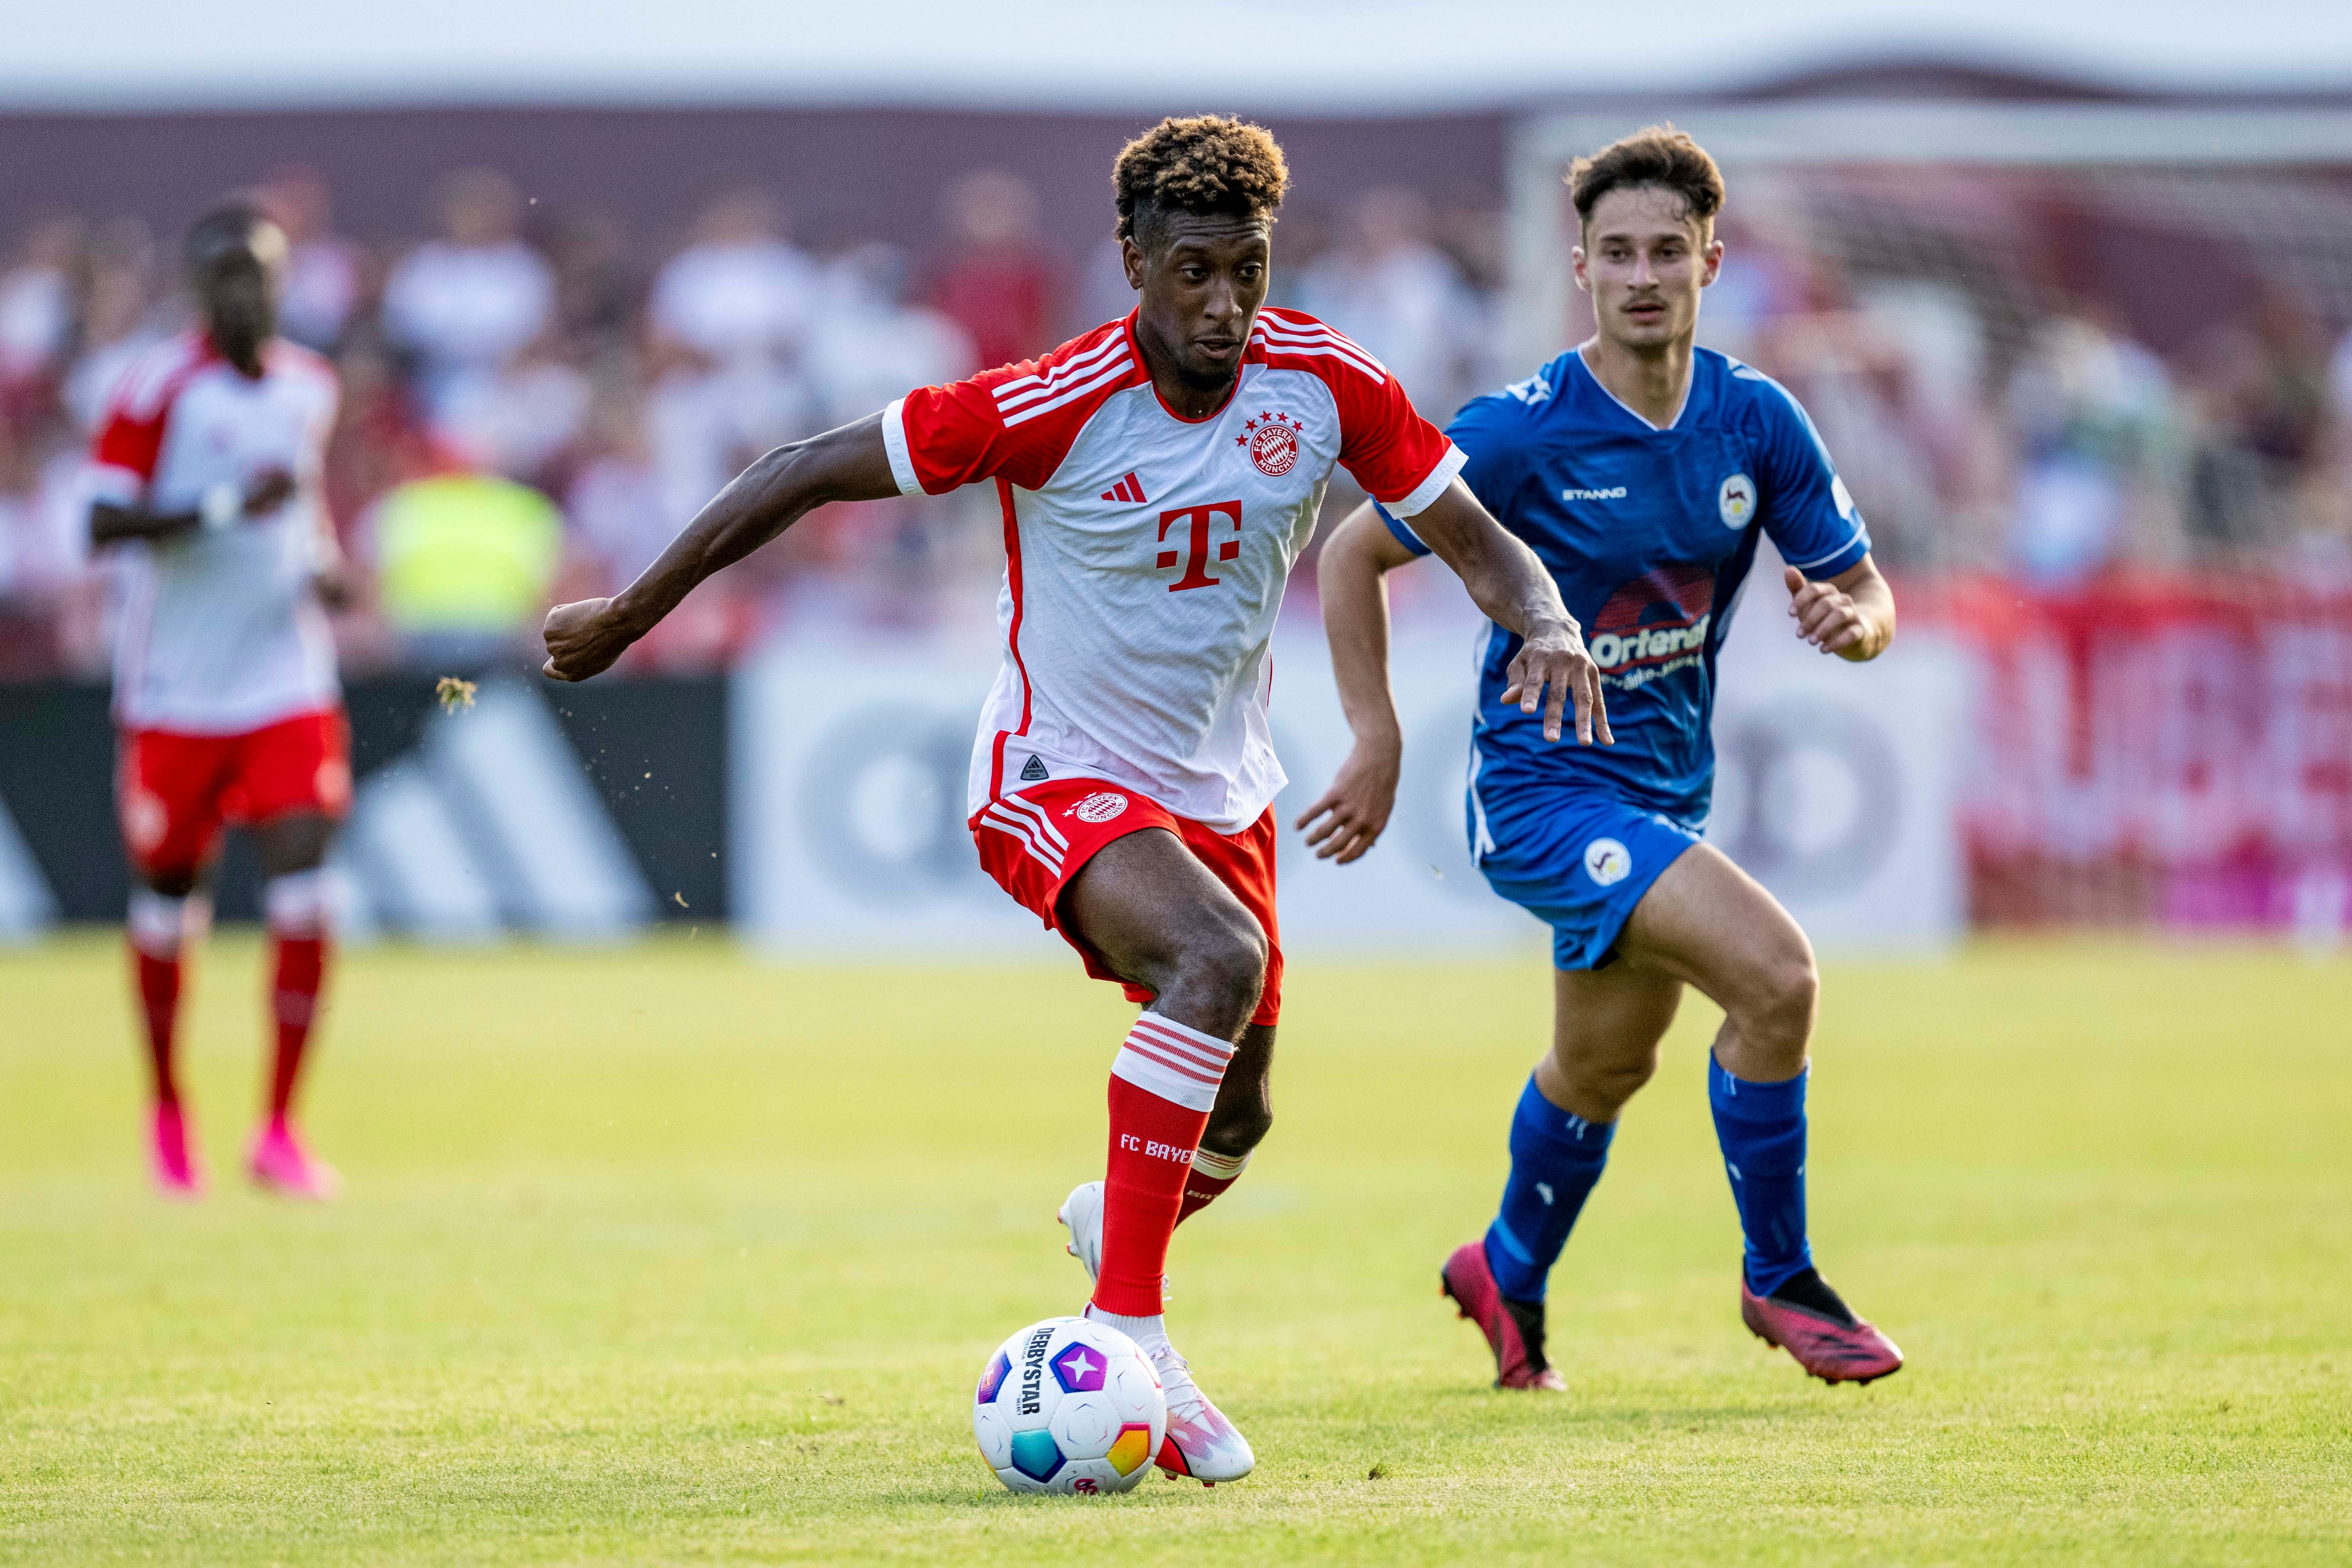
top-left (982, 803), bottom-right (1065, 868)
top-left (979, 808), bottom-right (1063, 874)
top-left (997, 791), bottom-right (1071, 851)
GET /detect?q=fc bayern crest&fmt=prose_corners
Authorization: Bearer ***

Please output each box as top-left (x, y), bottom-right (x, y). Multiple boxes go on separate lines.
top-left (1070, 791), bottom-right (1129, 824)
top-left (1240, 410), bottom-right (1303, 477)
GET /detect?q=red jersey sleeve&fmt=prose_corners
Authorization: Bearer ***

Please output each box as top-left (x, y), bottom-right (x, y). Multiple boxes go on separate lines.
top-left (1332, 358), bottom-right (1464, 517)
top-left (1253, 310), bottom-right (1462, 516)
top-left (882, 322), bottom-right (1139, 496)
top-left (88, 335), bottom-right (208, 502)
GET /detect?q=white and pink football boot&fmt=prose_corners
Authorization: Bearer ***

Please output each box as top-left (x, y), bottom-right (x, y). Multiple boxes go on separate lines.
top-left (246, 1117), bottom-right (341, 1201)
top-left (1063, 1180), bottom-right (1254, 1484)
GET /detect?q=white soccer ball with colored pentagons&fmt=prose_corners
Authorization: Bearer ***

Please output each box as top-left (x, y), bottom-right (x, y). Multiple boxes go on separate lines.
top-left (972, 1315), bottom-right (1166, 1494)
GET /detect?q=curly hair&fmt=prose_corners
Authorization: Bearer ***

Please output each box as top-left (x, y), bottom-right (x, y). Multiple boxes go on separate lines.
top-left (1568, 125), bottom-right (1724, 232)
top-left (1112, 115), bottom-right (1289, 247)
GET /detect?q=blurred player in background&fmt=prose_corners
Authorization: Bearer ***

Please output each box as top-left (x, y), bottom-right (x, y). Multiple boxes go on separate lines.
top-left (1304, 127), bottom-right (1905, 1389)
top-left (543, 116), bottom-right (1601, 1482)
top-left (88, 202), bottom-right (348, 1202)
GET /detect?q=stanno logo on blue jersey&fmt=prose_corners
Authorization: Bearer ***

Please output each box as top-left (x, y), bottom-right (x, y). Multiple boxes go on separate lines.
top-left (1562, 486), bottom-right (1628, 502)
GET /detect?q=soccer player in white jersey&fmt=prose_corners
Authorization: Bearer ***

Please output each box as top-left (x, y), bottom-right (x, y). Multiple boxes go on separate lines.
top-left (88, 203), bottom-right (349, 1202)
top-left (544, 116), bottom-right (1605, 1483)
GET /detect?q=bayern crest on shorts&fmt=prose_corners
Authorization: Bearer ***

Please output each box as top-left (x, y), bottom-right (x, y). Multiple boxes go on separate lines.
top-left (1242, 411), bottom-right (1302, 477)
top-left (1070, 791), bottom-right (1129, 824)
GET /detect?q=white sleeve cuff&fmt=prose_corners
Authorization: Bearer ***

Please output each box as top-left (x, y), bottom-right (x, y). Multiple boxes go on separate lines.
top-left (880, 398), bottom-right (923, 498)
top-left (1386, 443), bottom-right (1468, 519)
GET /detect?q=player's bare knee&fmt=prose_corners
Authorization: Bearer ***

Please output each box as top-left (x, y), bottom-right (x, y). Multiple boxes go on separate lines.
top-left (1740, 945), bottom-right (1819, 1061)
top-left (1200, 1100), bottom-right (1271, 1158)
top-left (1588, 1056), bottom-right (1656, 1117)
top-left (1551, 1046), bottom-right (1653, 1120)
top-left (1173, 919), bottom-right (1267, 1037)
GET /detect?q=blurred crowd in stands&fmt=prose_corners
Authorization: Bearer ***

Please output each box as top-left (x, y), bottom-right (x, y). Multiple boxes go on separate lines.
top-left (3, 161), bottom-right (2351, 682)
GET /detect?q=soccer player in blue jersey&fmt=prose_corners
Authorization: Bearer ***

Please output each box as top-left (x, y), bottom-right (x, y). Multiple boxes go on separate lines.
top-left (1301, 127), bottom-right (1904, 1388)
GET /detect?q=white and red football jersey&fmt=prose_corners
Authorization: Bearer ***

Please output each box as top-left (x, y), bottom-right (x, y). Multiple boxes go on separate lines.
top-left (88, 332), bottom-right (341, 734)
top-left (884, 307), bottom-right (1464, 831)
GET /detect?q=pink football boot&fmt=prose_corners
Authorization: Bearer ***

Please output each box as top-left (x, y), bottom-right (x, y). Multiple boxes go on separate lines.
top-left (149, 1102), bottom-right (206, 1198)
top-left (1441, 1241), bottom-right (1566, 1391)
top-left (1740, 1269), bottom-right (1903, 1385)
top-left (246, 1117), bottom-right (342, 1201)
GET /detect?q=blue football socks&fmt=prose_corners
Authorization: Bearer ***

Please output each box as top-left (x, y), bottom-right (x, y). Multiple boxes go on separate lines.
top-left (1707, 1055), bottom-right (1813, 1297)
top-left (1482, 1074), bottom-right (1615, 1302)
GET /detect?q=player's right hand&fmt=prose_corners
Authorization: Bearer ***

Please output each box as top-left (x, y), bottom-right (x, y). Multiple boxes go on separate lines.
top-left (1294, 735), bottom-right (1402, 864)
top-left (1502, 621), bottom-right (1613, 746)
top-left (542, 597), bottom-right (636, 682)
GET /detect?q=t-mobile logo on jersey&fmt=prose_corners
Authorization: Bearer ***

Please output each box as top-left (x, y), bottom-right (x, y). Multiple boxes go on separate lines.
top-left (1156, 501), bottom-right (1243, 592)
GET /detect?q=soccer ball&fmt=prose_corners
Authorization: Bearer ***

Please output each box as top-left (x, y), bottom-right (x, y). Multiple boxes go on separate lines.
top-left (972, 1315), bottom-right (1166, 1495)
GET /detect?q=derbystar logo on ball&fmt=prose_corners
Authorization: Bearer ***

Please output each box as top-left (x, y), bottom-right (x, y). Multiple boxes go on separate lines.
top-left (973, 1316), bottom-right (1168, 1496)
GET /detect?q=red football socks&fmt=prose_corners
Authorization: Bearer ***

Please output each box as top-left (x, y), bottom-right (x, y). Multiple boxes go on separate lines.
top-left (126, 890), bottom-right (189, 1109)
top-left (132, 947), bottom-right (183, 1107)
top-left (1093, 1013), bottom-right (1238, 1318)
top-left (267, 932), bottom-right (327, 1122)
top-left (1177, 1146), bottom-right (1251, 1226)
top-left (263, 872), bottom-right (332, 1123)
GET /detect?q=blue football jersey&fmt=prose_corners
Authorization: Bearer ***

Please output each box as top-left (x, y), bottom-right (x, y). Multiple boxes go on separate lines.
top-left (1380, 346), bottom-right (1870, 829)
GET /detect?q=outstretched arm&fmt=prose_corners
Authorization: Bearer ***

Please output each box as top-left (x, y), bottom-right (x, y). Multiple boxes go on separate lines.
top-left (1783, 556), bottom-right (1895, 661)
top-left (90, 470), bottom-right (295, 548)
top-left (1395, 479), bottom-right (1611, 746)
top-left (543, 414), bottom-right (900, 681)
top-left (1296, 485), bottom-right (1611, 864)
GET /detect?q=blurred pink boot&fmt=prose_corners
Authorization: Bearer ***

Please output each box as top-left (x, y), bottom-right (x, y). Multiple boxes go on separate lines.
top-left (150, 1102), bottom-right (206, 1199)
top-left (246, 1117), bottom-right (341, 1200)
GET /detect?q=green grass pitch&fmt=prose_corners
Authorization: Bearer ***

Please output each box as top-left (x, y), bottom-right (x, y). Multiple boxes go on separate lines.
top-left (2, 932), bottom-right (2347, 1565)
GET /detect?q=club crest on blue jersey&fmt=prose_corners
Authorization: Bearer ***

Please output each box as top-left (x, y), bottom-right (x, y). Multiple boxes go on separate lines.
top-left (1718, 472), bottom-right (1756, 528)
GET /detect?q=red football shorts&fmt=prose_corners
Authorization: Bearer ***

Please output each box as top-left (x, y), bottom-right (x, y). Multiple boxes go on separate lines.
top-left (117, 708), bottom-right (352, 876)
top-left (970, 777), bottom-right (1282, 1027)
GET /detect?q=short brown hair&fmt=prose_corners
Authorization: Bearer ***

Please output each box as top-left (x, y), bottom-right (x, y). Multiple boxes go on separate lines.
top-left (1568, 125), bottom-right (1724, 233)
top-left (1113, 115), bottom-right (1289, 247)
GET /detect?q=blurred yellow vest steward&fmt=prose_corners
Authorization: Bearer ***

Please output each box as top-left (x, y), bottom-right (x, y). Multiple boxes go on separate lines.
top-left (373, 473), bottom-right (562, 635)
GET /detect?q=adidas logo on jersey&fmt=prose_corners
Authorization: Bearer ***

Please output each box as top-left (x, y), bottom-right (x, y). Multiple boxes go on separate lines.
top-left (1018, 755), bottom-right (1049, 782)
top-left (1100, 471), bottom-right (1147, 504)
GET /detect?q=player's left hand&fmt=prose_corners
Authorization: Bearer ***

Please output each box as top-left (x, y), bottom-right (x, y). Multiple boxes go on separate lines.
top-left (1295, 735), bottom-right (1402, 863)
top-left (1502, 621), bottom-right (1613, 746)
top-left (1784, 565), bottom-right (1870, 655)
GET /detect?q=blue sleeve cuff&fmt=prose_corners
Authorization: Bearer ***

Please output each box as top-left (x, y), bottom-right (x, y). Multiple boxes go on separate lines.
top-left (1375, 503), bottom-right (1434, 558)
top-left (1784, 523), bottom-right (1870, 580)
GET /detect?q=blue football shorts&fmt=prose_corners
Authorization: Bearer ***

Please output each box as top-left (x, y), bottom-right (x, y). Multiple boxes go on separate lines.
top-left (1471, 786), bottom-right (1705, 971)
